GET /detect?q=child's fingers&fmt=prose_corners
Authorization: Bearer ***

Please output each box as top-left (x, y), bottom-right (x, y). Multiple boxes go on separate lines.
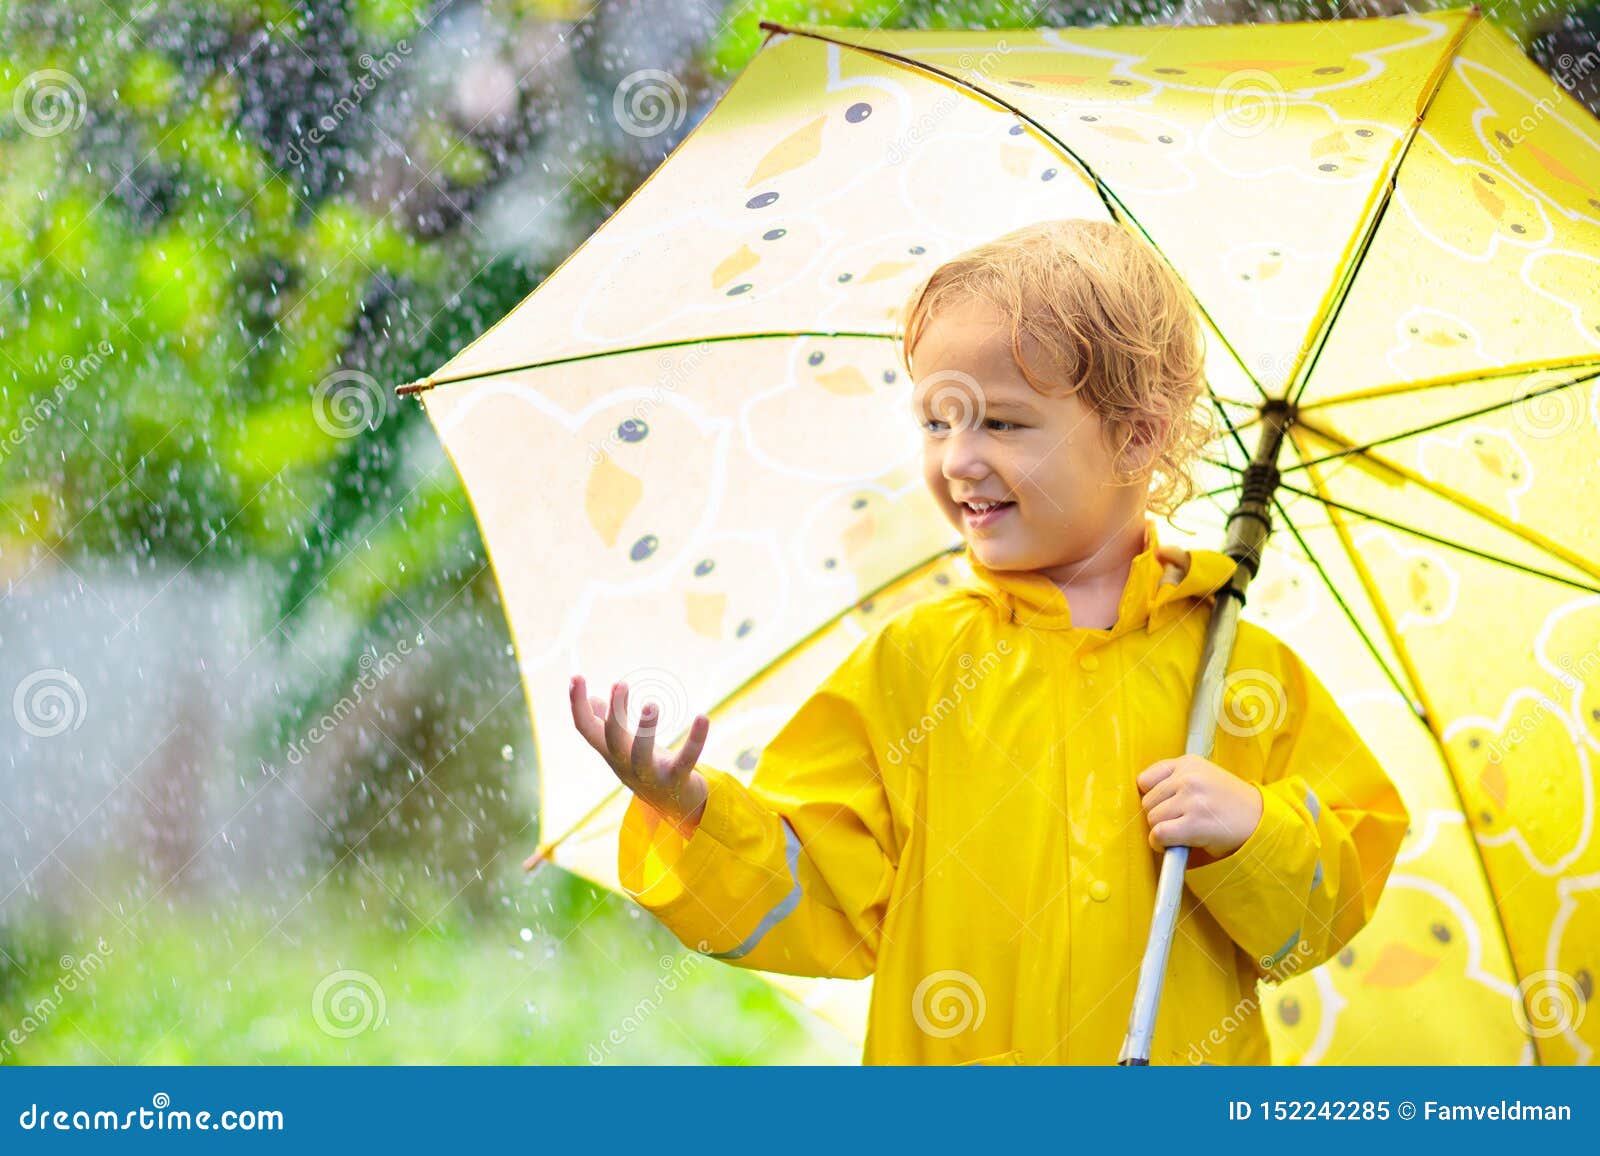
top-left (668, 713), bottom-right (711, 776)
top-left (1135, 759), bottom-right (1177, 793)
top-left (604, 681), bottom-right (631, 764)
top-left (1145, 796), bottom-right (1187, 828)
top-left (569, 675), bottom-right (607, 752)
top-left (1148, 817), bottom-right (1193, 851)
top-left (1140, 775), bottom-right (1182, 813)
top-left (630, 702), bottom-right (658, 778)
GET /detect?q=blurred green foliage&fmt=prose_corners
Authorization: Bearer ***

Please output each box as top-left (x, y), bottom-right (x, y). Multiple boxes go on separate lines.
top-left (1, 881), bottom-right (843, 1063)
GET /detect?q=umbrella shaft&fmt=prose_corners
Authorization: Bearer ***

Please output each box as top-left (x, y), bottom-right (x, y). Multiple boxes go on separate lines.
top-left (1118, 400), bottom-right (1292, 1065)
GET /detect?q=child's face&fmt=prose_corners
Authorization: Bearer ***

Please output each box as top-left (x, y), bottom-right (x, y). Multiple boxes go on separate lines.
top-left (910, 297), bottom-right (1148, 575)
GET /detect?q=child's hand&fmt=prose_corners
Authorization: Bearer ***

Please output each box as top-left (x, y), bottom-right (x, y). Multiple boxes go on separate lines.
top-left (1136, 755), bottom-right (1264, 866)
top-left (569, 674), bottom-right (710, 837)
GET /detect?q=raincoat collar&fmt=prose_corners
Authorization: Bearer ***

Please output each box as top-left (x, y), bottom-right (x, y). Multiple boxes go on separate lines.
top-left (963, 517), bottom-right (1238, 637)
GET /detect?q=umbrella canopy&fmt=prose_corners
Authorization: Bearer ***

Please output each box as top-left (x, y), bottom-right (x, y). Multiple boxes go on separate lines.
top-left (400, 5), bottom-right (1600, 1063)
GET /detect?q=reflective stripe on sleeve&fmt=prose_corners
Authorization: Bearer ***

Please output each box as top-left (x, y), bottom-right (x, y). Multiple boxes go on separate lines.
top-left (706, 818), bottom-right (803, 960)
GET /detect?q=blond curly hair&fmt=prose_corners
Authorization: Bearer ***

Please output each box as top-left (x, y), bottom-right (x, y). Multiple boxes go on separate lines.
top-left (897, 218), bottom-right (1215, 520)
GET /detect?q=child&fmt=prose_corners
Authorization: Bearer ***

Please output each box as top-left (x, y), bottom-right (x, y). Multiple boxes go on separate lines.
top-left (568, 218), bottom-right (1409, 1065)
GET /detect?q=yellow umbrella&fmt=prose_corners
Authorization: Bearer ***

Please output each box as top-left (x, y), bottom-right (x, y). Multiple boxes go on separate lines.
top-left (399, 4), bottom-right (1600, 1063)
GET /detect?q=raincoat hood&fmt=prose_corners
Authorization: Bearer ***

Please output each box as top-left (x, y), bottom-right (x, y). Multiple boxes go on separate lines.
top-left (960, 517), bottom-right (1241, 636)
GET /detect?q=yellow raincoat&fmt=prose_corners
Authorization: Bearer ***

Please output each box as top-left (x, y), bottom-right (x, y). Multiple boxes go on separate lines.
top-left (619, 518), bottom-right (1410, 1065)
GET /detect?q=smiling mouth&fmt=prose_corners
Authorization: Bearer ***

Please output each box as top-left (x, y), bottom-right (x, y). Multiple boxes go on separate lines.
top-left (960, 500), bottom-right (1016, 527)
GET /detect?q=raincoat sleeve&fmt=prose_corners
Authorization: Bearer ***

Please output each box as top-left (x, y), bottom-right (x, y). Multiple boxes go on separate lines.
top-left (1183, 634), bottom-right (1410, 978)
top-left (616, 615), bottom-right (918, 980)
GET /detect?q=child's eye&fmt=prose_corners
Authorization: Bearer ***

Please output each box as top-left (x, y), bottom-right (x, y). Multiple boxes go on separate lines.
top-left (920, 418), bottom-right (1019, 434)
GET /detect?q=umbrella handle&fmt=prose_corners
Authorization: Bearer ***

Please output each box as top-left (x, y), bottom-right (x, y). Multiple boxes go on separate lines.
top-left (1117, 401), bottom-right (1290, 1066)
top-left (1117, 844), bottom-right (1190, 1065)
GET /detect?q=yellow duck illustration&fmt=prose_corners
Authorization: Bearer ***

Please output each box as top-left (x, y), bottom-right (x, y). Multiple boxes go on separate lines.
top-left (1456, 58), bottom-right (1600, 227)
top-left (1397, 148), bottom-right (1550, 260)
top-left (1415, 425), bottom-right (1533, 522)
top-left (1381, 307), bottom-right (1489, 385)
top-left (1266, 876), bottom-right (1524, 1063)
top-left (1446, 693), bottom-right (1591, 873)
top-left (1535, 597), bottom-right (1600, 756)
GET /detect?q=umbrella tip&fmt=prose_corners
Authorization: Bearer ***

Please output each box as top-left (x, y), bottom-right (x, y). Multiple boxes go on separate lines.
top-left (522, 845), bottom-right (555, 872)
top-left (396, 377), bottom-right (434, 397)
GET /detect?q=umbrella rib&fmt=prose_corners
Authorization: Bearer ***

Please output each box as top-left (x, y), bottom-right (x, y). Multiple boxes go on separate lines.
top-left (1206, 393), bottom-right (1255, 462)
top-left (1267, 478), bottom-right (1600, 595)
top-left (1298, 357), bottom-right (1600, 413)
top-left (1283, 366), bottom-right (1600, 476)
top-left (755, 21), bottom-right (1270, 405)
top-left (397, 331), bottom-right (898, 395)
top-left (1269, 494), bottom-right (1424, 717)
top-left (525, 543), bottom-right (966, 868)
top-left (1288, 433), bottom-right (1537, 1055)
top-left (1294, 416), bottom-right (1600, 586)
top-left (1284, 8), bottom-right (1484, 408)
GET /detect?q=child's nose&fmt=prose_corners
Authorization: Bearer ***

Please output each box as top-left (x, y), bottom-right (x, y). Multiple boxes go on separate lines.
top-left (941, 433), bottom-right (990, 480)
